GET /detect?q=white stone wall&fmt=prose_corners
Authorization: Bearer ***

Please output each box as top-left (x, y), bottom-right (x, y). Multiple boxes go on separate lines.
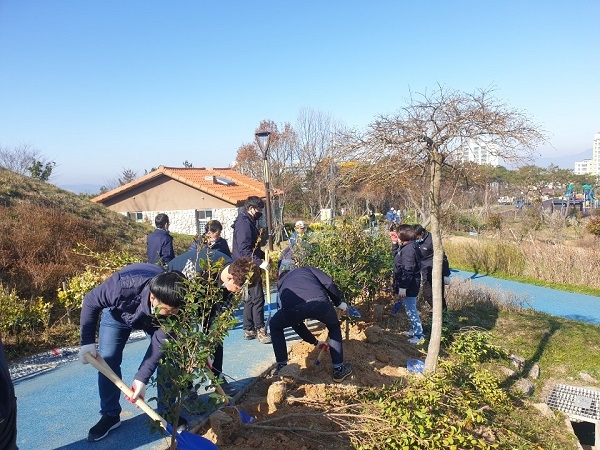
top-left (124, 208), bottom-right (240, 242)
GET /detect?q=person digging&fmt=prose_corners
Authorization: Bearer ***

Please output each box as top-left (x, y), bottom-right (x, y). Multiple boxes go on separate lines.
top-left (269, 262), bottom-right (352, 383)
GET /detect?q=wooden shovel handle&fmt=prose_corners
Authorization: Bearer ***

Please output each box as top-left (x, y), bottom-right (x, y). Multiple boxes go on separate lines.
top-left (84, 352), bottom-right (167, 429)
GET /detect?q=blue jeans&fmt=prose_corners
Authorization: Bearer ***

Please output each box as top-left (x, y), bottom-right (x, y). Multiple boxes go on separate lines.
top-left (97, 309), bottom-right (168, 416)
top-left (269, 298), bottom-right (343, 366)
top-left (403, 297), bottom-right (424, 339)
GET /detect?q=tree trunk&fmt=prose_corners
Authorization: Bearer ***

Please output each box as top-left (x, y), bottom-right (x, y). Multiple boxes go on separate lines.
top-left (424, 151), bottom-right (443, 374)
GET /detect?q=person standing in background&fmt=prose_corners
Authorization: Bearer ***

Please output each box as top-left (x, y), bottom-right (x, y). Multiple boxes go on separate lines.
top-left (231, 196), bottom-right (272, 344)
top-left (147, 213), bottom-right (175, 265)
top-left (189, 220), bottom-right (231, 257)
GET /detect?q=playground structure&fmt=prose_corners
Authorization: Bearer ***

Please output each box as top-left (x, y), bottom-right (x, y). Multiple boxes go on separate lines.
top-left (556, 183), bottom-right (598, 217)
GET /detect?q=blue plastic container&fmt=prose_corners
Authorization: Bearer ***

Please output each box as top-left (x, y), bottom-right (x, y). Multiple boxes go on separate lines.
top-left (406, 359), bottom-right (425, 373)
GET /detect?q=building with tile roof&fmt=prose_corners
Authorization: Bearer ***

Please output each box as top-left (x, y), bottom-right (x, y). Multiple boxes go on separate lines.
top-left (91, 166), bottom-right (277, 240)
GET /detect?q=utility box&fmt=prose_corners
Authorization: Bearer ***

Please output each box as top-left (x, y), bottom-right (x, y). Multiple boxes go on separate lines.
top-left (320, 208), bottom-right (332, 222)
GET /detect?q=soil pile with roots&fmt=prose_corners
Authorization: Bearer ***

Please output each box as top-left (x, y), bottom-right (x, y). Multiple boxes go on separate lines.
top-left (195, 301), bottom-right (425, 450)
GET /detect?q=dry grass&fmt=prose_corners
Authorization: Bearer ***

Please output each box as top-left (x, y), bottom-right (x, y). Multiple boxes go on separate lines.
top-left (444, 234), bottom-right (600, 292)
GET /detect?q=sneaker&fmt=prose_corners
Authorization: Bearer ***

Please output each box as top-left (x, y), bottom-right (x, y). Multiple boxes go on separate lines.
top-left (401, 330), bottom-right (414, 337)
top-left (270, 363), bottom-right (287, 376)
top-left (332, 363), bottom-right (353, 383)
top-left (176, 416), bottom-right (188, 433)
top-left (257, 327), bottom-right (272, 344)
top-left (408, 336), bottom-right (425, 345)
top-left (87, 414), bottom-right (121, 441)
top-left (244, 330), bottom-right (257, 340)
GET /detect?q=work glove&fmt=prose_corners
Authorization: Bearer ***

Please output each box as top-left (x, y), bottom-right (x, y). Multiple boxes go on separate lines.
top-left (259, 261), bottom-right (270, 271)
top-left (315, 341), bottom-right (330, 351)
top-left (443, 276), bottom-right (451, 285)
top-left (390, 232), bottom-right (399, 244)
top-left (337, 302), bottom-right (348, 312)
top-left (126, 380), bottom-right (147, 403)
top-left (397, 288), bottom-right (407, 298)
top-left (78, 343), bottom-right (97, 364)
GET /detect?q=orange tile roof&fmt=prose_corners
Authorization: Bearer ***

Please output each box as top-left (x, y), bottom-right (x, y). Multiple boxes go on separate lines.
top-left (91, 166), bottom-right (279, 206)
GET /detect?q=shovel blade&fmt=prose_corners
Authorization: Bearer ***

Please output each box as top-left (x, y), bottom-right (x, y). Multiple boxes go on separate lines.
top-left (165, 423), bottom-right (218, 450)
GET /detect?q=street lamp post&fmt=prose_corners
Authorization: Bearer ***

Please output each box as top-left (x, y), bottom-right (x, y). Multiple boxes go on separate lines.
top-left (255, 131), bottom-right (274, 251)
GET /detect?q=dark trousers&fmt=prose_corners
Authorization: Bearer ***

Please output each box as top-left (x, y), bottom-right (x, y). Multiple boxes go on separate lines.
top-left (0, 396), bottom-right (18, 450)
top-left (421, 277), bottom-right (448, 311)
top-left (243, 273), bottom-right (266, 331)
top-left (270, 299), bottom-right (343, 366)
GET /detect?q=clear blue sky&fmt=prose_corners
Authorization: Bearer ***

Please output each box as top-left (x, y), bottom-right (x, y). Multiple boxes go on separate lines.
top-left (1, 1), bottom-right (599, 189)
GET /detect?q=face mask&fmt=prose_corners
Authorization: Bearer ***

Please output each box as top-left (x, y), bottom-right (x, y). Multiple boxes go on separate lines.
top-left (253, 211), bottom-right (263, 221)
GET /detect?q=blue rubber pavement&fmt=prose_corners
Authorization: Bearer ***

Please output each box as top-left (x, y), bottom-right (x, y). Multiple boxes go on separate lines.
top-left (14, 274), bottom-right (600, 449)
top-left (453, 269), bottom-right (600, 325)
top-left (15, 295), bottom-right (287, 450)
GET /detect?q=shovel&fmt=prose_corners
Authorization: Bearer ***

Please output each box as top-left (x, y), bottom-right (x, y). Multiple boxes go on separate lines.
top-left (84, 352), bottom-right (217, 450)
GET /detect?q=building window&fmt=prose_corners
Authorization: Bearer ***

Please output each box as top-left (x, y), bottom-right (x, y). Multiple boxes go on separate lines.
top-left (195, 209), bottom-right (213, 234)
top-left (127, 212), bottom-right (143, 221)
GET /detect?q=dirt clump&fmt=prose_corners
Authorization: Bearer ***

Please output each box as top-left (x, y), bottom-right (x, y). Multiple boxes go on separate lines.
top-left (196, 305), bottom-right (424, 450)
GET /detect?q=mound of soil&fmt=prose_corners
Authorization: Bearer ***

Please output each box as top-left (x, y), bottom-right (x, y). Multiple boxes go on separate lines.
top-left (195, 305), bottom-right (426, 450)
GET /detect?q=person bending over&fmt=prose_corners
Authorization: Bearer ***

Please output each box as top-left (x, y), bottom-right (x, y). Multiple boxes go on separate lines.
top-left (270, 265), bottom-right (353, 383)
top-left (78, 264), bottom-right (185, 442)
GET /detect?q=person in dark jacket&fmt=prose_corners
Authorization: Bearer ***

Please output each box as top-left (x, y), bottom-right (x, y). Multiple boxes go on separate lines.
top-left (270, 265), bottom-right (353, 383)
top-left (393, 224), bottom-right (424, 344)
top-left (78, 264), bottom-right (186, 442)
top-left (189, 220), bottom-right (231, 257)
top-left (0, 336), bottom-right (18, 450)
top-left (231, 196), bottom-right (271, 344)
top-left (413, 224), bottom-right (450, 311)
top-left (167, 249), bottom-right (258, 395)
top-left (147, 213), bottom-right (175, 265)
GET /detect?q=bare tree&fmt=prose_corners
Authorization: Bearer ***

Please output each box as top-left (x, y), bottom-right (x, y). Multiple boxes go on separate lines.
top-left (351, 86), bottom-right (545, 373)
top-left (0, 144), bottom-right (55, 180)
top-left (295, 108), bottom-right (348, 217)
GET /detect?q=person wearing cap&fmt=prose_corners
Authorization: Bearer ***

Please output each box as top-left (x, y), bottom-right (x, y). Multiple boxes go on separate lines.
top-left (289, 220), bottom-right (308, 247)
top-left (270, 264), bottom-right (353, 383)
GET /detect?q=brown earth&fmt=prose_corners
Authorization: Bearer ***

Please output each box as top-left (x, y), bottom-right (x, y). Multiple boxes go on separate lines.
top-left (193, 302), bottom-right (426, 450)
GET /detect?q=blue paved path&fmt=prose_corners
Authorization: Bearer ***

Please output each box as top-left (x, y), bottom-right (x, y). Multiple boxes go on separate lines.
top-left (453, 270), bottom-right (600, 325)
top-left (14, 274), bottom-right (600, 449)
top-left (14, 296), bottom-right (288, 450)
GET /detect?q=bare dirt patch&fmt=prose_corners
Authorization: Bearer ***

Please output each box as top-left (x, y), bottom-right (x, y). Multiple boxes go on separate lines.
top-left (194, 304), bottom-right (425, 449)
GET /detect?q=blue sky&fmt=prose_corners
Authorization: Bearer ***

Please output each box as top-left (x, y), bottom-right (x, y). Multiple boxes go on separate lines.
top-left (1, 1), bottom-right (599, 189)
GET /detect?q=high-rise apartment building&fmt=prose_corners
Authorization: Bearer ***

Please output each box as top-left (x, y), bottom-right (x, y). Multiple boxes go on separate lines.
top-left (455, 139), bottom-right (500, 166)
top-left (574, 132), bottom-right (600, 176)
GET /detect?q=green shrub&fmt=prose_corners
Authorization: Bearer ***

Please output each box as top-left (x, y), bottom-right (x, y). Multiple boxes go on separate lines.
top-left (293, 221), bottom-right (392, 320)
top-left (0, 285), bottom-right (51, 342)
